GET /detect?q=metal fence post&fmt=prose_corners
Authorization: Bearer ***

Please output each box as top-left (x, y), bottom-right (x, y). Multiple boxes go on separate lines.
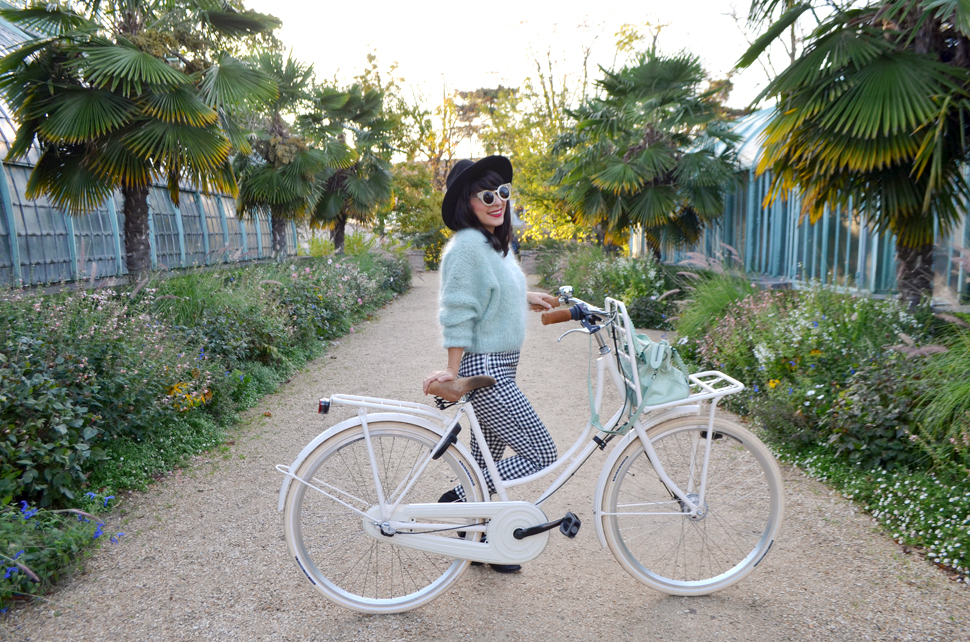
top-left (64, 214), bottom-right (78, 280)
top-left (147, 207), bottom-right (157, 270)
top-left (0, 165), bottom-right (22, 285)
top-left (744, 168), bottom-right (756, 272)
top-left (194, 193), bottom-right (209, 263)
top-left (173, 203), bottom-right (186, 268)
top-left (238, 208), bottom-right (248, 257)
top-left (253, 211), bottom-right (263, 259)
top-left (215, 196), bottom-right (230, 261)
top-left (104, 193), bottom-right (124, 276)
top-left (820, 203), bottom-right (830, 284)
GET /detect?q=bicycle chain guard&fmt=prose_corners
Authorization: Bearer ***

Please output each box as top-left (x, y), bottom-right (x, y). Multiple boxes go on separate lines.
top-left (362, 501), bottom-right (550, 565)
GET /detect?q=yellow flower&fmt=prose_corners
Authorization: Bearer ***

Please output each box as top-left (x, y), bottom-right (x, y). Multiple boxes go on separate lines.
top-left (810, 349), bottom-right (822, 356)
top-left (768, 379), bottom-right (780, 389)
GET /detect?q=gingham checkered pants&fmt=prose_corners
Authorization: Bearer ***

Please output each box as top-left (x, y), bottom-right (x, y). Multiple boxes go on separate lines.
top-left (454, 351), bottom-right (557, 498)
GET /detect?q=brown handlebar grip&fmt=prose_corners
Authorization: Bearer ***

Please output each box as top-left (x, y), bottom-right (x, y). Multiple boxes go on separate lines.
top-left (542, 308), bottom-right (574, 325)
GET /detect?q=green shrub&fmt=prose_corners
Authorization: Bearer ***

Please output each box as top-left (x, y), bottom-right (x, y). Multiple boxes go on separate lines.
top-left (536, 244), bottom-right (675, 327)
top-left (777, 446), bottom-right (970, 578)
top-left (824, 355), bottom-right (928, 471)
top-left (344, 231), bottom-right (376, 257)
top-left (0, 291), bottom-right (211, 506)
top-left (917, 329), bottom-right (970, 471)
top-left (86, 414), bottom-right (223, 493)
top-left (673, 274), bottom-right (757, 344)
top-left (750, 382), bottom-right (828, 447)
top-left (0, 249), bottom-right (412, 609)
top-left (301, 234), bottom-right (335, 257)
top-left (0, 502), bottom-right (107, 609)
top-left (691, 285), bottom-right (924, 394)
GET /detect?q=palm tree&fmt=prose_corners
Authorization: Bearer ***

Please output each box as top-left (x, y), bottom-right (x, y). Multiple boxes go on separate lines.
top-left (300, 84), bottom-right (394, 253)
top-left (0, 1), bottom-right (278, 275)
top-left (233, 53), bottom-right (354, 254)
top-left (553, 51), bottom-right (739, 254)
top-left (739, 0), bottom-right (970, 306)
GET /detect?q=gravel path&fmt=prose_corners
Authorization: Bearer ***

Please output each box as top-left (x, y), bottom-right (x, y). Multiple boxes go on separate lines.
top-left (4, 271), bottom-right (969, 642)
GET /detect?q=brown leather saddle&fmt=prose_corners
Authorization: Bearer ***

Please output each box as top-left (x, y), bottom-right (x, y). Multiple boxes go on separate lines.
top-left (426, 375), bottom-right (496, 403)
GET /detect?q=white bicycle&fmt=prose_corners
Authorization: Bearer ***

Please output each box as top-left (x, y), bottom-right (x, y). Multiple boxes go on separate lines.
top-left (276, 289), bottom-right (785, 614)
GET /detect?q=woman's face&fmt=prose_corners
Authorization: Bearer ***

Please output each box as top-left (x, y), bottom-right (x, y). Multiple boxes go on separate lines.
top-left (469, 193), bottom-right (505, 233)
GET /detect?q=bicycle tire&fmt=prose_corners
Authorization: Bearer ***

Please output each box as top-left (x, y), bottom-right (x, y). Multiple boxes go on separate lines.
top-left (282, 421), bottom-right (485, 613)
top-left (601, 415), bottom-right (784, 595)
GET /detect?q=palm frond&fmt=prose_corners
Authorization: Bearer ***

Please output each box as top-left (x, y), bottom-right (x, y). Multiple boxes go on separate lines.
top-left (77, 43), bottom-right (188, 95)
top-left (122, 120), bottom-right (232, 173)
top-left (0, 6), bottom-right (97, 36)
top-left (141, 84), bottom-right (218, 127)
top-left (36, 88), bottom-right (136, 143)
top-left (26, 144), bottom-right (116, 214)
top-left (737, 3), bottom-right (811, 69)
top-left (199, 55), bottom-right (277, 110)
top-left (198, 8), bottom-right (281, 37)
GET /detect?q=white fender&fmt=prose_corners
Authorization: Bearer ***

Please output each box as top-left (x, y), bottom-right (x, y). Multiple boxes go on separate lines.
top-left (277, 412), bottom-right (488, 512)
top-left (592, 406), bottom-right (701, 548)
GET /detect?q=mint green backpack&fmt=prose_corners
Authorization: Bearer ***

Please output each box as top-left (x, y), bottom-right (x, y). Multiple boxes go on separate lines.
top-left (619, 333), bottom-right (691, 409)
top-left (592, 333), bottom-right (691, 435)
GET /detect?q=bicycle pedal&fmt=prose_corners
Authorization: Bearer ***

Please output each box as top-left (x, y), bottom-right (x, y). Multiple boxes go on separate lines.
top-left (559, 512), bottom-right (581, 538)
top-left (431, 423), bottom-right (462, 460)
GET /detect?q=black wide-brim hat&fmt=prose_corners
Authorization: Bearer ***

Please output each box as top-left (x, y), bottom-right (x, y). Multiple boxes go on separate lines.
top-left (441, 155), bottom-right (513, 231)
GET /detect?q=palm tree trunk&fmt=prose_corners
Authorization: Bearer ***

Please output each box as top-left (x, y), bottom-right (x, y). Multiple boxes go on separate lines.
top-left (271, 215), bottom-right (288, 256)
top-left (122, 184), bottom-right (152, 277)
top-left (330, 213), bottom-right (347, 253)
top-left (896, 241), bottom-right (934, 310)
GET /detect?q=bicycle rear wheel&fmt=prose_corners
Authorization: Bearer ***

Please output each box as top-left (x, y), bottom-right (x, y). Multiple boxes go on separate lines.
top-left (282, 421), bottom-right (485, 613)
top-left (601, 416), bottom-right (784, 595)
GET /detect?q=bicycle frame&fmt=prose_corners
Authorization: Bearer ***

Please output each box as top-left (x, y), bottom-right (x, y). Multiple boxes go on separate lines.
top-left (277, 296), bottom-right (745, 541)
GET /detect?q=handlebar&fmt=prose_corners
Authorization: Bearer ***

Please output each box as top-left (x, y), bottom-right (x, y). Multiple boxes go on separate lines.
top-left (542, 305), bottom-right (581, 325)
top-left (542, 296), bottom-right (612, 337)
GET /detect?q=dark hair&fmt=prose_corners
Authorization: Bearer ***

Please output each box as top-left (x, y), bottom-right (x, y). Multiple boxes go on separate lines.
top-left (450, 170), bottom-right (512, 256)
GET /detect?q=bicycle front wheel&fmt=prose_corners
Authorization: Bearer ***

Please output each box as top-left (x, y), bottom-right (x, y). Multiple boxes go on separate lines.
top-left (282, 421), bottom-right (485, 613)
top-left (602, 415), bottom-right (784, 595)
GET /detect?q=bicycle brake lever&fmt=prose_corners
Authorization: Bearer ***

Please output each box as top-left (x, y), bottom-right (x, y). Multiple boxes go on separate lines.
top-left (557, 327), bottom-right (589, 342)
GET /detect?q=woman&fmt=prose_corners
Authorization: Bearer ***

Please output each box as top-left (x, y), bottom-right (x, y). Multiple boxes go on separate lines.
top-left (422, 156), bottom-right (559, 573)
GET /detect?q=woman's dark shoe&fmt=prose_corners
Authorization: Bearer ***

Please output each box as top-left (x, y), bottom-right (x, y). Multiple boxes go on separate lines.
top-left (488, 563), bottom-right (522, 573)
top-left (438, 489), bottom-right (461, 504)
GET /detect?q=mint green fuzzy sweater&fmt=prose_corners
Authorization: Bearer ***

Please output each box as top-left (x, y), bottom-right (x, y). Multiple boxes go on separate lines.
top-left (439, 229), bottom-right (526, 353)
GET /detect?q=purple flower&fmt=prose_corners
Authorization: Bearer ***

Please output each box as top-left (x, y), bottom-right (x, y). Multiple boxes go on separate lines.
top-left (4, 567), bottom-right (18, 579)
top-left (85, 492), bottom-right (97, 499)
top-left (93, 523), bottom-right (105, 539)
top-left (110, 533), bottom-right (126, 544)
top-left (103, 496), bottom-right (115, 507)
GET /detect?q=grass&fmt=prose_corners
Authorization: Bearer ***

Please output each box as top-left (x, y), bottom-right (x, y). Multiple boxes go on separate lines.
top-left (673, 273), bottom-right (757, 341)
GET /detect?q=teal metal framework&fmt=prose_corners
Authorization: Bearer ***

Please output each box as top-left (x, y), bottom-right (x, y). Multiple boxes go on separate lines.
top-left (0, 159), bottom-right (299, 287)
top-left (645, 110), bottom-right (969, 303)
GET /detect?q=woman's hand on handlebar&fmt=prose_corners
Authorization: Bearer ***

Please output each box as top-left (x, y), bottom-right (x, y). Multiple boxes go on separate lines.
top-left (527, 292), bottom-right (559, 312)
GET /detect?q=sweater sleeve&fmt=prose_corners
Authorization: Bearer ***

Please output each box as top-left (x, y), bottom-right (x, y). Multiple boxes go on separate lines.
top-left (438, 234), bottom-right (488, 349)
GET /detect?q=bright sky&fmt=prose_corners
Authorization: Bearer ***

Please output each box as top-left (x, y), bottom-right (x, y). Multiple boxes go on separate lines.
top-left (246, 0), bottom-right (772, 121)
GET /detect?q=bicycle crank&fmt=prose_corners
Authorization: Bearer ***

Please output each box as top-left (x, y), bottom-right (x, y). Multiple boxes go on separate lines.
top-left (362, 501), bottom-right (550, 565)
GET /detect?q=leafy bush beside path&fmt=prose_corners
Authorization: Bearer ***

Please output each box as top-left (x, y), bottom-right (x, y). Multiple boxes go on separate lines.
top-left (0, 250), bottom-right (411, 609)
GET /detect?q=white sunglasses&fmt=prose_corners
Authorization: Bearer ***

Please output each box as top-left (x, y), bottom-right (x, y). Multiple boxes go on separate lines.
top-left (474, 183), bottom-right (512, 206)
